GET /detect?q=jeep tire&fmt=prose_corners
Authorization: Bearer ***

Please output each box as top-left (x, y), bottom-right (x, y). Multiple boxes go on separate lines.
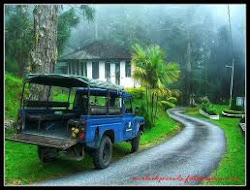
top-left (131, 130), bottom-right (141, 153)
top-left (38, 146), bottom-right (57, 163)
top-left (93, 135), bottom-right (113, 169)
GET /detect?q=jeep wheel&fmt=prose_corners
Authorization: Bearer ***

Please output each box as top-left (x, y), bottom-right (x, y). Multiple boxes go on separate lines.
top-left (38, 146), bottom-right (57, 163)
top-left (93, 136), bottom-right (113, 169)
top-left (131, 130), bottom-right (142, 153)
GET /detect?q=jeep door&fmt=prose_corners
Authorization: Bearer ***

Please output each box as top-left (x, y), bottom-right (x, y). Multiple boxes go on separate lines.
top-left (123, 97), bottom-right (134, 140)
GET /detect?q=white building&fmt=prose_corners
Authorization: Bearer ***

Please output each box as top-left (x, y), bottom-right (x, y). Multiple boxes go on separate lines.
top-left (56, 41), bottom-right (140, 88)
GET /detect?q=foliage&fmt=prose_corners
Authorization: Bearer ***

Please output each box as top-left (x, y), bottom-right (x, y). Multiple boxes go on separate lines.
top-left (5, 61), bottom-right (19, 76)
top-left (131, 43), bottom-right (181, 127)
top-left (5, 73), bottom-right (24, 119)
top-left (5, 5), bottom-right (95, 76)
top-left (125, 87), bottom-right (145, 99)
top-left (5, 5), bottom-right (33, 77)
top-left (231, 97), bottom-right (244, 111)
top-left (160, 97), bottom-right (177, 109)
top-left (202, 106), bottom-right (218, 115)
top-left (223, 109), bottom-right (245, 114)
top-left (79, 5), bottom-right (95, 21)
top-left (240, 116), bottom-right (245, 123)
top-left (200, 96), bottom-right (218, 115)
top-left (57, 8), bottom-right (80, 55)
top-left (57, 5), bottom-right (95, 56)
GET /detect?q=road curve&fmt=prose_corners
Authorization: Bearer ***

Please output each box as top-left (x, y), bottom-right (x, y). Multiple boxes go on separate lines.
top-left (34, 108), bottom-right (226, 186)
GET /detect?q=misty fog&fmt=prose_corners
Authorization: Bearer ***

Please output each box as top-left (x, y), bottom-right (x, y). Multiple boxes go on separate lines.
top-left (64, 4), bottom-right (245, 59)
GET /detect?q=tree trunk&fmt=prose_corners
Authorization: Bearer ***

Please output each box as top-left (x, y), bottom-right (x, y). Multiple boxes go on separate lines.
top-left (151, 91), bottom-right (155, 127)
top-left (146, 85), bottom-right (149, 113)
top-left (186, 39), bottom-right (192, 106)
top-left (28, 5), bottom-right (58, 100)
top-left (154, 94), bottom-right (158, 125)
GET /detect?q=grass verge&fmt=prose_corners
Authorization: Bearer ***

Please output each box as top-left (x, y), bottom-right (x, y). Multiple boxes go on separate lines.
top-left (186, 104), bottom-right (245, 185)
top-left (5, 72), bottom-right (23, 120)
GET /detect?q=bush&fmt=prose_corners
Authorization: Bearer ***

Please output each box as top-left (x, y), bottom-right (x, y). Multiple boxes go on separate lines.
top-left (5, 59), bottom-right (19, 76)
top-left (240, 116), bottom-right (245, 123)
top-left (125, 87), bottom-right (145, 99)
top-left (223, 109), bottom-right (245, 114)
top-left (160, 97), bottom-right (177, 110)
top-left (200, 96), bottom-right (218, 115)
top-left (231, 97), bottom-right (244, 111)
top-left (202, 106), bottom-right (218, 115)
top-left (5, 73), bottom-right (24, 119)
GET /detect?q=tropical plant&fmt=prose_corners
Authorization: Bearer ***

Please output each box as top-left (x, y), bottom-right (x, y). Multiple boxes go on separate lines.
top-left (131, 43), bottom-right (181, 127)
top-left (200, 96), bottom-right (218, 115)
top-left (160, 97), bottom-right (177, 110)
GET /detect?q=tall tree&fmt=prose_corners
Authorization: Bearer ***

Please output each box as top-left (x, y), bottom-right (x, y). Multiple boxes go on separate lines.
top-left (29, 5), bottom-right (58, 75)
top-left (27, 5), bottom-right (95, 100)
top-left (5, 5), bottom-right (33, 76)
top-left (27, 5), bottom-right (58, 100)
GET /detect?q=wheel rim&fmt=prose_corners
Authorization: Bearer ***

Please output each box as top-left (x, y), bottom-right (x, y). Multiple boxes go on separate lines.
top-left (102, 142), bottom-right (111, 164)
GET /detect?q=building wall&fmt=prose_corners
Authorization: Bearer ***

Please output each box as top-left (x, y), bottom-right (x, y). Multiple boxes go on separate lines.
top-left (99, 61), bottom-right (105, 81)
top-left (63, 60), bottom-right (140, 88)
top-left (87, 61), bottom-right (92, 78)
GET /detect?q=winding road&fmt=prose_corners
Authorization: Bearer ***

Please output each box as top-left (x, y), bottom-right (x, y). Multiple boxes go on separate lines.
top-left (34, 108), bottom-right (226, 186)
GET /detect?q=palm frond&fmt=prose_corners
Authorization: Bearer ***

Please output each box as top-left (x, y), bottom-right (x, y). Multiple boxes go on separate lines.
top-left (80, 5), bottom-right (95, 22)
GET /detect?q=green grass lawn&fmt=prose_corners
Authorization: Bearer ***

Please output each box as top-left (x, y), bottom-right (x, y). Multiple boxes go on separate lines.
top-left (186, 104), bottom-right (245, 185)
top-left (5, 73), bottom-right (23, 119)
top-left (5, 74), bottom-right (181, 185)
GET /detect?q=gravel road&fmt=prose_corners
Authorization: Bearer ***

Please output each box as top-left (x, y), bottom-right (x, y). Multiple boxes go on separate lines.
top-left (34, 108), bottom-right (226, 186)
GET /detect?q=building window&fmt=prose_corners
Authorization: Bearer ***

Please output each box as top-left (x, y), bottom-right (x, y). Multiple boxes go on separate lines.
top-left (92, 62), bottom-right (99, 79)
top-left (105, 62), bottom-right (110, 81)
top-left (115, 62), bottom-right (120, 85)
top-left (76, 61), bottom-right (80, 75)
top-left (125, 61), bottom-right (131, 77)
top-left (80, 61), bottom-right (87, 76)
top-left (71, 61), bottom-right (76, 75)
top-left (71, 62), bottom-right (75, 75)
top-left (68, 62), bottom-right (71, 74)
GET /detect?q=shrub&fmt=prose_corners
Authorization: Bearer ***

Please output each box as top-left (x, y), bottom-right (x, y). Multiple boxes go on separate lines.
top-left (125, 87), bottom-right (145, 99)
top-left (202, 106), bottom-right (218, 115)
top-left (160, 97), bottom-right (177, 110)
top-left (5, 60), bottom-right (19, 76)
top-left (240, 116), bottom-right (245, 123)
top-left (231, 97), bottom-right (244, 111)
top-left (5, 73), bottom-right (23, 119)
top-left (223, 109), bottom-right (245, 114)
top-left (200, 96), bottom-right (218, 115)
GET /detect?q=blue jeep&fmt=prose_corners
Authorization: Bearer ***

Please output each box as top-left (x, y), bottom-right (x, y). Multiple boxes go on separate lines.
top-left (7, 74), bottom-right (145, 169)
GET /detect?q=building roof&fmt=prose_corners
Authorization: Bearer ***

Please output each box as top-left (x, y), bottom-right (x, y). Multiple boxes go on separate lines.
top-left (24, 74), bottom-right (124, 91)
top-left (59, 41), bottom-right (131, 61)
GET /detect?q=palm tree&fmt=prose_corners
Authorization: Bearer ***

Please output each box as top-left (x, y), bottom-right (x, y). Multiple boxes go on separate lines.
top-left (131, 43), bottom-right (181, 126)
